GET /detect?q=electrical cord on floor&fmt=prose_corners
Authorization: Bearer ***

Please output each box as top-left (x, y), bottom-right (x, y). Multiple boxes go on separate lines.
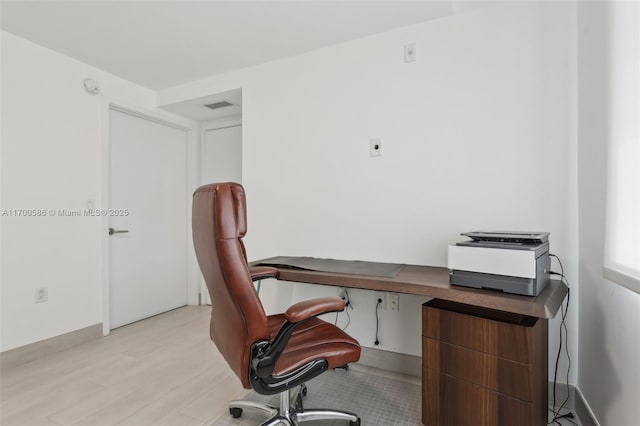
top-left (374, 297), bottom-right (382, 345)
top-left (548, 253), bottom-right (573, 425)
top-left (547, 408), bottom-right (578, 426)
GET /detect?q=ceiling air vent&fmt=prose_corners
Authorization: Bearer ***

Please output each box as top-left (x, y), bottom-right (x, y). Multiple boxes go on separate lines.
top-left (204, 101), bottom-right (234, 110)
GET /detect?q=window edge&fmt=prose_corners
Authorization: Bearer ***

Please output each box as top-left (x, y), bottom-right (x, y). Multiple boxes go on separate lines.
top-left (603, 266), bottom-right (640, 295)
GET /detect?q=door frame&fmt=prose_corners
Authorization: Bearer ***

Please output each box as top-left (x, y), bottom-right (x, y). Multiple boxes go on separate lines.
top-left (100, 97), bottom-right (199, 336)
top-left (198, 117), bottom-right (243, 304)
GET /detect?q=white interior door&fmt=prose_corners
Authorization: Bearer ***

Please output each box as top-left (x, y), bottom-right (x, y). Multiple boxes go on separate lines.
top-left (109, 108), bottom-right (188, 329)
top-left (200, 124), bottom-right (242, 304)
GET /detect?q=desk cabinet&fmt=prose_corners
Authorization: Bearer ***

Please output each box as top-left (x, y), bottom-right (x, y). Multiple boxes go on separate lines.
top-left (422, 300), bottom-right (548, 426)
top-left (255, 258), bottom-right (566, 425)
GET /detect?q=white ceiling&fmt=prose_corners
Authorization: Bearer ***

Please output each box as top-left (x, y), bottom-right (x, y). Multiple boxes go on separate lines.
top-left (0, 1), bottom-right (453, 91)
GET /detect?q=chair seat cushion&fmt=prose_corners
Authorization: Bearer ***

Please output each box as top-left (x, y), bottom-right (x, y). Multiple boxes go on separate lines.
top-left (267, 314), bottom-right (361, 376)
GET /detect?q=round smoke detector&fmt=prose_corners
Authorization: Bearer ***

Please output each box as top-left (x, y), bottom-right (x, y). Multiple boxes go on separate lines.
top-left (83, 78), bottom-right (101, 96)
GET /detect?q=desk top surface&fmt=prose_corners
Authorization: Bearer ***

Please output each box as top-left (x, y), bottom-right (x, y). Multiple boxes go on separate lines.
top-left (252, 257), bottom-right (568, 319)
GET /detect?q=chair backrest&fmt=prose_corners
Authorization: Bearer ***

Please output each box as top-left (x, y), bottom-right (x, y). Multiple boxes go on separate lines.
top-left (192, 182), bottom-right (270, 387)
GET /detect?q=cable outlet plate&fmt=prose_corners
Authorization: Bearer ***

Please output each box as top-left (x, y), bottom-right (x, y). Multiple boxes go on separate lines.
top-left (375, 291), bottom-right (387, 310)
top-left (370, 138), bottom-right (383, 157)
top-left (404, 43), bottom-right (416, 63)
top-left (35, 287), bottom-right (48, 303)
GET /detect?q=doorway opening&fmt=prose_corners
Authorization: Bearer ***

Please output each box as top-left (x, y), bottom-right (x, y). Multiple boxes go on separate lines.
top-left (160, 88), bottom-right (243, 306)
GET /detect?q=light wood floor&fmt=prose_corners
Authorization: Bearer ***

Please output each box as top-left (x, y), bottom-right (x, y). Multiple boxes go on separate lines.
top-left (1, 306), bottom-right (249, 426)
top-left (1, 306), bottom-right (419, 426)
top-left (1, 306), bottom-right (583, 426)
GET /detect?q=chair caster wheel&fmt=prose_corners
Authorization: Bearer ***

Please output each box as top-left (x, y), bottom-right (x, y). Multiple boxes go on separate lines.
top-left (229, 407), bottom-right (243, 418)
top-left (350, 418), bottom-right (361, 426)
top-left (301, 383), bottom-right (307, 397)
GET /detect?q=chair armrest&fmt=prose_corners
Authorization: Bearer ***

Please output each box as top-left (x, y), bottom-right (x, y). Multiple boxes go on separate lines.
top-left (249, 266), bottom-right (279, 281)
top-left (251, 297), bottom-right (346, 379)
top-left (284, 297), bottom-right (346, 323)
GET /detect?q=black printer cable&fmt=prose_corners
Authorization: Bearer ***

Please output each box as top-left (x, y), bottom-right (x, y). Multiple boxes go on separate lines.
top-left (548, 254), bottom-right (573, 425)
top-left (334, 289), bottom-right (352, 331)
top-left (374, 297), bottom-right (382, 345)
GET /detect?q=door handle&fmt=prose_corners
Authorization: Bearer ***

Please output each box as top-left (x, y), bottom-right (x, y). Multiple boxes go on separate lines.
top-left (109, 227), bottom-right (129, 236)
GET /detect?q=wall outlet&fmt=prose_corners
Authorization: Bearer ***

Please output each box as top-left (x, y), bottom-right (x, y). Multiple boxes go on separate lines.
top-left (389, 293), bottom-right (400, 311)
top-left (375, 291), bottom-right (387, 310)
top-left (338, 287), bottom-right (347, 300)
top-left (35, 287), bottom-right (48, 303)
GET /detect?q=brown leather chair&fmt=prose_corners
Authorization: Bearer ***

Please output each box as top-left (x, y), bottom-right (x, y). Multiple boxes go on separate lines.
top-left (192, 182), bottom-right (362, 425)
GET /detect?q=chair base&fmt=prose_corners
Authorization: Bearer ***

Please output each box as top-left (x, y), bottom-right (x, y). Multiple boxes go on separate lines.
top-left (229, 384), bottom-right (360, 426)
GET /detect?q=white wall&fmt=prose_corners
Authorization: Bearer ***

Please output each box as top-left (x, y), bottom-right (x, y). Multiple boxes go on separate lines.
top-left (159, 2), bottom-right (579, 374)
top-left (577, 2), bottom-right (640, 424)
top-left (0, 32), bottom-right (157, 351)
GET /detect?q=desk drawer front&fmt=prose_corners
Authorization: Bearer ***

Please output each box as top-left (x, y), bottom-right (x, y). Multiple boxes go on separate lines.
top-left (422, 369), bottom-right (532, 426)
top-left (423, 337), bottom-right (533, 401)
top-left (422, 300), bottom-right (548, 426)
top-left (422, 302), bottom-right (536, 363)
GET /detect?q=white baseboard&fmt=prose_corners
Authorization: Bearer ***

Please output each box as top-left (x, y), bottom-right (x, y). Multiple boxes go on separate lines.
top-left (547, 381), bottom-right (600, 426)
top-left (574, 385), bottom-right (600, 426)
top-left (356, 347), bottom-right (421, 377)
top-left (0, 323), bottom-right (103, 371)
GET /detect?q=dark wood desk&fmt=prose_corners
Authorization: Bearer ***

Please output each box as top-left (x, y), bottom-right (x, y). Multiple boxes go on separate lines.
top-left (253, 257), bottom-right (568, 426)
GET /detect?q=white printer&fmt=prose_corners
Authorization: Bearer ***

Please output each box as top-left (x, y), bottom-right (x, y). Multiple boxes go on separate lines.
top-left (447, 231), bottom-right (550, 296)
